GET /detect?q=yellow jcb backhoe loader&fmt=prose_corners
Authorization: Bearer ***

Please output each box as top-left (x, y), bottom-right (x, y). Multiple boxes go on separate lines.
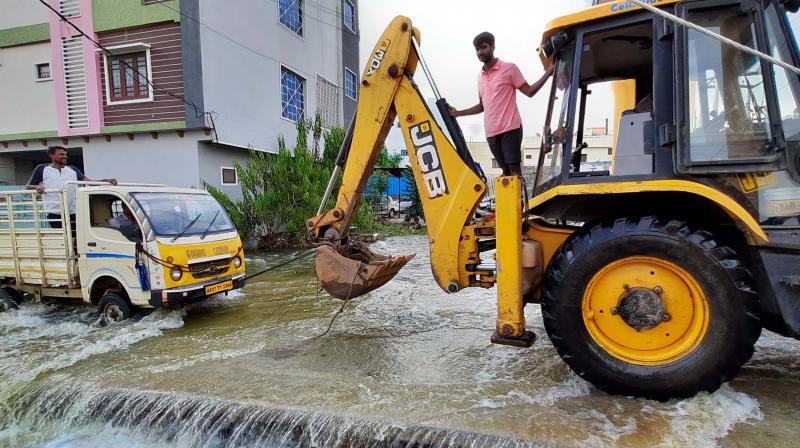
top-left (307, 0), bottom-right (800, 400)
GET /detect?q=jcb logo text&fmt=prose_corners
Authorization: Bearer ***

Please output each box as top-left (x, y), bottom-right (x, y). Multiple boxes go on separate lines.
top-left (410, 121), bottom-right (448, 199)
top-left (366, 39), bottom-right (390, 76)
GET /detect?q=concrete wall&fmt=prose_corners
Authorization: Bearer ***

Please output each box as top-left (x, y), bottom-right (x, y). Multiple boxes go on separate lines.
top-left (0, 0), bottom-right (48, 29)
top-left (198, 0), bottom-right (343, 152)
top-left (197, 142), bottom-right (250, 201)
top-left (82, 131), bottom-right (203, 188)
top-left (0, 42), bottom-right (57, 135)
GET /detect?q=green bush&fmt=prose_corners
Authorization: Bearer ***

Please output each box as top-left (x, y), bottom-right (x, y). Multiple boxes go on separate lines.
top-left (206, 117), bottom-right (391, 248)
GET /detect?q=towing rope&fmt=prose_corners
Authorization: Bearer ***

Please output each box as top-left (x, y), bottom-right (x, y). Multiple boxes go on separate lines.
top-left (630, 0), bottom-right (800, 76)
top-left (135, 243), bottom-right (244, 273)
top-left (243, 249), bottom-right (316, 281)
top-left (135, 242), bottom-right (315, 282)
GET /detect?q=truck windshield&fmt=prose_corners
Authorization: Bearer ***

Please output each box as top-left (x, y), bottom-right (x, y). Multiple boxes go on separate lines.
top-left (131, 193), bottom-right (235, 237)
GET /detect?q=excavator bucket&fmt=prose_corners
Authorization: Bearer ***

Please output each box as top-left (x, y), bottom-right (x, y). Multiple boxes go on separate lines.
top-left (315, 241), bottom-right (415, 300)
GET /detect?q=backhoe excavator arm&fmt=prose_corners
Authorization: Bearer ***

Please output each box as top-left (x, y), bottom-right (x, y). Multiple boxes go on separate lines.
top-left (306, 16), bottom-right (488, 297)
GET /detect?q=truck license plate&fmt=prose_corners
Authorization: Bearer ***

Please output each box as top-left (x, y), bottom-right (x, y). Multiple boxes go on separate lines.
top-left (205, 280), bottom-right (233, 296)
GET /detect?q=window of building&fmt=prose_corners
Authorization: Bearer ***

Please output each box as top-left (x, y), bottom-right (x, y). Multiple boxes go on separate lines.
top-left (278, 0), bottom-right (303, 36)
top-left (221, 167), bottom-right (237, 185)
top-left (34, 62), bottom-right (51, 81)
top-left (491, 159), bottom-right (499, 169)
top-left (103, 47), bottom-right (152, 104)
top-left (580, 154), bottom-right (588, 163)
top-left (608, 148), bottom-right (613, 155)
top-left (400, 149), bottom-right (408, 156)
top-left (281, 66), bottom-right (305, 122)
top-left (58, 0), bottom-right (81, 18)
top-left (344, 68), bottom-right (358, 100)
top-left (316, 74), bottom-right (339, 129)
top-left (525, 154), bottom-right (532, 160)
top-left (343, 0), bottom-right (356, 33)
top-left (344, 68), bottom-right (357, 100)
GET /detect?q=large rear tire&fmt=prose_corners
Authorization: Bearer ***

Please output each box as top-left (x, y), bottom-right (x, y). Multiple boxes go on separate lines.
top-left (541, 216), bottom-right (761, 400)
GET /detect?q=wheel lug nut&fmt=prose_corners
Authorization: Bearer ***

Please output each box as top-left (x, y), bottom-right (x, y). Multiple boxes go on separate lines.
top-left (654, 286), bottom-right (663, 295)
top-left (611, 307), bottom-right (619, 315)
top-left (662, 313), bottom-right (670, 322)
top-left (623, 284), bottom-right (630, 290)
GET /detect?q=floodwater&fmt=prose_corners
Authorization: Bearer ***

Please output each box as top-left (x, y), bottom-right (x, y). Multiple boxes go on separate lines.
top-left (0, 235), bottom-right (797, 447)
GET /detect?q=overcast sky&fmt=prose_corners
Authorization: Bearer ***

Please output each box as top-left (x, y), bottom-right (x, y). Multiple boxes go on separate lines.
top-left (358, 0), bottom-right (597, 147)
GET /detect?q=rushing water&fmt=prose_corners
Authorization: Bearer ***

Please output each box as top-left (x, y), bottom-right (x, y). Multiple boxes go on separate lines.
top-left (0, 236), bottom-right (797, 447)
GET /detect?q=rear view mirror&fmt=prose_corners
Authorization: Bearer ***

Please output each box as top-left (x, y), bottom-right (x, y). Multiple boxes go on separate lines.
top-left (541, 32), bottom-right (569, 59)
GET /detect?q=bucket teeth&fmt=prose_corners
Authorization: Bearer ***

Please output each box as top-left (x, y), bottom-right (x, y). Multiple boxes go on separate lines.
top-left (315, 242), bottom-right (415, 300)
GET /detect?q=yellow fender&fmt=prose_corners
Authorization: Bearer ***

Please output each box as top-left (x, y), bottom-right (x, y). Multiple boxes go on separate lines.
top-left (528, 180), bottom-right (768, 244)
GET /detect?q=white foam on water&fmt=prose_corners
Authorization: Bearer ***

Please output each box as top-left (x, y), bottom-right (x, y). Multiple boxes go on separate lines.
top-left (644, 384), bottom-right (763, 448)
top-left (145, 343), bottom-right (265, 373)
top-left (0, 303), bottom-right (61, 330)
top-left (574, 409), bottom-right (637, 446)
top-left (475, 398), bottom-right (505, 409)
top-left (474, 374), bottom-right (592, 409)
top-left (36, 423), bottom-right (175, 448)
top-left (3, 320), bottom-right (95, 344)
top-left (509, 374), bottom-right (592, 407)
top-left (12, 310), bottom-right (185, 384)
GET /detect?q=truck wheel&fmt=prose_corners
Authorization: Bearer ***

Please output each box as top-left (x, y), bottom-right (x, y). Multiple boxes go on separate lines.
top-left (541, 216), bottom-right (761, 400)
top-left (97, 292), bottom-right (132, 326)
top-left (0, 289), bottom-right (19, 312)
top-left (389, 209), bottom-right (397, 219)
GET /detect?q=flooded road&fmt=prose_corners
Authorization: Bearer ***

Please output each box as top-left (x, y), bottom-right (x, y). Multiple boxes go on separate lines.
top-left (0, 235), bottom-right (797, 447)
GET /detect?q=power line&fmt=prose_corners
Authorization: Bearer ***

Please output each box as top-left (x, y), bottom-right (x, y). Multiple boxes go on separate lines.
top-left (153, 0), bottom-right (316, 80)
top-left (152, 0), bottom-right (355, 82)
top-left (37, 0), bottom-right (213, 127)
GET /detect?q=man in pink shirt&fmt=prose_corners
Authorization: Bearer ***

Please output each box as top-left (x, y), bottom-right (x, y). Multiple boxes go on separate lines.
top-left (450, 32), bottom-right (553, 176)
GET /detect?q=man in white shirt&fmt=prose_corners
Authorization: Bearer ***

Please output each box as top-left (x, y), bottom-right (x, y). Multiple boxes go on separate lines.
top-left (26, 146), bottom-right (117, 229)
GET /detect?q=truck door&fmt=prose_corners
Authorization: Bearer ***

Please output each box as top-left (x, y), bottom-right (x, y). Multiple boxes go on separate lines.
top-left (80, 194), bottom-right (145, 296)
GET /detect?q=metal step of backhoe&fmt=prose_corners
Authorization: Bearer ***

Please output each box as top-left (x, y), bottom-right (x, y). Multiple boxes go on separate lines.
top-left (490, 330), bottom-right (536, 348)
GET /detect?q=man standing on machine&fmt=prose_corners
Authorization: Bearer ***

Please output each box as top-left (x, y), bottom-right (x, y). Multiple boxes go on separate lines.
top-left (450, 32), bottom-right (553, 176)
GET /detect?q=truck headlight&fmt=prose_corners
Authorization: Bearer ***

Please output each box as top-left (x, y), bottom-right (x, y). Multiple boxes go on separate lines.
top-left (233, 256), bottom-right (242, 269)
top-left (170, 267), bottom-right (182, 281)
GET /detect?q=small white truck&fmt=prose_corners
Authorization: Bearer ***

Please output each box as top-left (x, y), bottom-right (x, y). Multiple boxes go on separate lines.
top-left (0, 182), bottom-right (246, 324)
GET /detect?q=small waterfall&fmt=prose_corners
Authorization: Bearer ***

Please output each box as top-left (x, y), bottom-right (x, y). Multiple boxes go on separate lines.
top-left (1, 380), bottom-right (547, 448)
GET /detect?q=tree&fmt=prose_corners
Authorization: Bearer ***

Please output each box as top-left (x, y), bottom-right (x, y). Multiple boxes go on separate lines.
top-left (403, 168), bottom-right (424, 226)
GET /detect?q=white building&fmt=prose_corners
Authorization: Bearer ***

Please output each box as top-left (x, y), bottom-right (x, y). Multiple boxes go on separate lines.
top-left (0, 0), bottom-right (360, 200)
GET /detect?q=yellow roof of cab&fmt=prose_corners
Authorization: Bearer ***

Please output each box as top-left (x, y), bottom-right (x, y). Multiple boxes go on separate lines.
top-left (539, 0), bottom-right (680, 65)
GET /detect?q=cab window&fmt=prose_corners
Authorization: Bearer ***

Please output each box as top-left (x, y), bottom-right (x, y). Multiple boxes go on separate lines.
top-left (766, 2), bottom-right (800, 141)
top-left (89, 194), bottom-right (142, 242)
top-left (685, 5), bottom-right (774, 163)
top-left (570, 20), bottom-right (654, 177)
top-left (538, 44), bottom-right (574, 189)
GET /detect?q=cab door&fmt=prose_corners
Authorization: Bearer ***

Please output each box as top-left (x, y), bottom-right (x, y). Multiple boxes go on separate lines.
top-left (675, 0), bottom-right (786, 173)
top-left (80, 194), bottom-right (145, 298)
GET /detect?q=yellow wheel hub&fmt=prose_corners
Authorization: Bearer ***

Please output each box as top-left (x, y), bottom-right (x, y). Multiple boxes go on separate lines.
top-left (582, 256), bottom-right (709, 366)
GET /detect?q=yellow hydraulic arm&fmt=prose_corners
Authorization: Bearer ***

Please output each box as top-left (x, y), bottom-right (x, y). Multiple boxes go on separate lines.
top-left (307, 16), bottom-right (534, 346)
top-left (307, 16), bottom-right (487, 292)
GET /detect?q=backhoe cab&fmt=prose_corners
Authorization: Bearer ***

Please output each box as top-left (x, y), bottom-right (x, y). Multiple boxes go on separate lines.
top-left (308, 0), bottom-right (800, 400)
